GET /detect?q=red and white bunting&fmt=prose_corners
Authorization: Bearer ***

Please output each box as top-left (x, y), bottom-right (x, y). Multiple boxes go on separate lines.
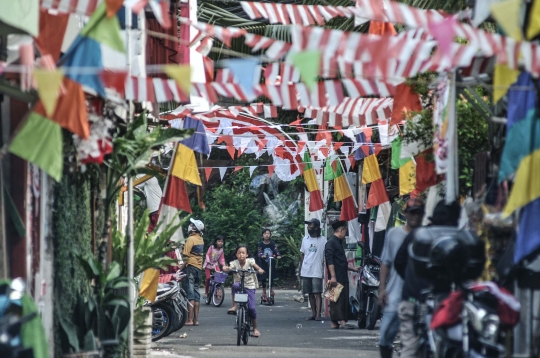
top-left (263, 63), bottom-right (300, 84)
top-left (240, 1), bottom-right (356, 26)
top-left (124, 76), bottom-right (189, 103)
top-left (215, 69), bottom-right (235, 83)
top-left (179, 18), bottom-right (290, 60)
top-left (304, 97), bottom-right (393, 128)
top-left (355, 0), bottom-right (449, 28)
top-left (41, 0), bottom-right (99, 16)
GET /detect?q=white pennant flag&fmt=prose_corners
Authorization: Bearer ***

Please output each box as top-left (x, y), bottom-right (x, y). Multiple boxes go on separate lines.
top-left (345, 157), bottom-right (352, 172)
top-left (340, 145), bottom-right (350, 155)
top-left (249, 166), bottom-right (256, 177)
top-left (219, 167), bottom-right (227, 181)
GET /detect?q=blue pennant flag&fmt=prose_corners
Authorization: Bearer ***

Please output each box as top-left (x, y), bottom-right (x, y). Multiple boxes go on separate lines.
top-left (181, 116), bottom-right (210, 155)
top-left (61, 36), bottom-right (106, 97)
top-left (222, 58), bottom-right (259, 101)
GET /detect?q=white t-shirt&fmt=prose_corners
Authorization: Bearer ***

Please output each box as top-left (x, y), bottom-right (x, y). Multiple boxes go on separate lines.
top-left (380, 226), bottom-right (409, 312)
top-left (136, 176), bottom-right (162, 213)
top-left (300, 235), bottom-right (327, 279)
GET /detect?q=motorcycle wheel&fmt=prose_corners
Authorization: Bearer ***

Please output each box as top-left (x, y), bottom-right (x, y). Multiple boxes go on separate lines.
top-left (366, 295), bottom-right (380, 330)
top-left (178, 305), bottom-right (188, 329)
top-left (152, 303), bottom-right (176, 341)
top-left (357, 285), bottom-right (367, 329)
top-left (213, 285), bottom-right (225, 307)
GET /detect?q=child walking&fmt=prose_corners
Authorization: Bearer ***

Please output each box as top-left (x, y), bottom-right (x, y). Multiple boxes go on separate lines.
top-left (257, 229), bottom-right (281, 301)
top-left (224, 245), bottom-right (264, 337)
top-left (203, 235), bottom-right (226, 298)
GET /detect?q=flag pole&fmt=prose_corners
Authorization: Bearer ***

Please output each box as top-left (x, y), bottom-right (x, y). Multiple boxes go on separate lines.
top-left (125, 5), bottom-right (135, 357)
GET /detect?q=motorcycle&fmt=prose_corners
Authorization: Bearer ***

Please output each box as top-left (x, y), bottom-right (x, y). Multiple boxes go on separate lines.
top-left (0, 278), bottom-right (36, 358)
top-left (356, 241), bottom-right (382, 330)
top-left (148, 273), bottom-right (189, 342)
top-left (409, 226), bottom-right (520, 358)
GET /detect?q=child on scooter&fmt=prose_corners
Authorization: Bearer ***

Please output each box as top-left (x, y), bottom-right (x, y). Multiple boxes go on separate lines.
top-left (223, 245), bottom-right (264, 337)
top-left (203, 235), bottom-right (226, 298)
top-left (257, 229), bottom-right (281, 301)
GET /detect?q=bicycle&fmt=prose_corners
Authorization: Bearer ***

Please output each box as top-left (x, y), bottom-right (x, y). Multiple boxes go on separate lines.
top-left (228, 268), bottom-right (256, 346)
top-left (205, 271), bottom-right (227, 307)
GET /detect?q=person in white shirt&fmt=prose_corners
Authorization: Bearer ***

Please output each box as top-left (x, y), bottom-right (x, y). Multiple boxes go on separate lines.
top-left (299, 218), bottom-right (327, 321)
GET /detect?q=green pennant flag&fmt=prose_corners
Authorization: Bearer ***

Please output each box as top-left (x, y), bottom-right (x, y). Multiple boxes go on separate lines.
top-left (391, 137), bottom-right (412, 169)
top-left (291, 50), bottom-right (321, 91)
top-left (324, 156), bottom-right (338, 181)
top-left (82, 2), bottom-right (125, 53)
top-left (9, 112), bottom-right (63, 182)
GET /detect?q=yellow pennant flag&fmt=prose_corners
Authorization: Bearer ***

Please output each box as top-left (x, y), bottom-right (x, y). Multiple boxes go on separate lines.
top-left (527, 0), bottom-right (540, 39)
top-left (139, 268), bottom-right (160, 302)
top-left (163, 65), bottom-right (191, 95)
top-left (493, 63), bottom-right (520, 104)
top-left (361, 154), bottom-right (382, 184)
top-left (34, 69), bottom-right (64, 117)
top-left (171, 144), bottom-right (202, 186)
top-left (490, 0), bottom-right (523, 41)
top-left (399, 160), bottom-right (416, 196)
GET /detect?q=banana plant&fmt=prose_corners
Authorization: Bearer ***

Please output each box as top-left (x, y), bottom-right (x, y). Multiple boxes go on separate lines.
top-left (112, 209), bottom-right (189, 278)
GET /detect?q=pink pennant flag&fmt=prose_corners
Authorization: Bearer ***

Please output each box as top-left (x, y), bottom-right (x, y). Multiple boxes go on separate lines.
top-left (205, 167), bottom-right (213, 181)
top-left (233, 166), bottom-right (242, 172)
top-left (428, 17), bottom-right (456, 58)
top-left (249, 166), bottom-right (256, 177)
top-left (333, 142), bottom-right (344, 152)
top-left (219, 167), bottom-right (227, 181)
top-left (349, 155), bottom-right (356, 170)
top-left (268, 165), bottom-right (275, 177)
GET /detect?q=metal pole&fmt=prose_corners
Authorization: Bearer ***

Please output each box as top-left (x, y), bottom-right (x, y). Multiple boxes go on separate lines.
top-left (125, 6), bottom-right (135, 357)
top-left (446, 70), bottom-right (459, 204)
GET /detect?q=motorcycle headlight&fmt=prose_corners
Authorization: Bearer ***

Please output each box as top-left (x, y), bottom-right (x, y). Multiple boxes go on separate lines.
top-left (363, 266), bottom-right (380, 286)
top-left (481, 314), bottom-right (500, 343)
top-left (464, 301), bottom-right (500, 343)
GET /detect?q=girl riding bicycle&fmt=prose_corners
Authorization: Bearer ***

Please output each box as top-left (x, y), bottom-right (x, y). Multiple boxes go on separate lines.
top-left (203, 235), bottom-right (226, 298)
top-left (224, 245), bottom-right (264, 337)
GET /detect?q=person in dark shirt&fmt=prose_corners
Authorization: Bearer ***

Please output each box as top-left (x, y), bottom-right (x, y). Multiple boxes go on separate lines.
top-left (257, 229), bottom-right (281, 300)
top-left (325, 220), bottom-right (360, 329)
top-left (394, 200), bottom-right (460, 357)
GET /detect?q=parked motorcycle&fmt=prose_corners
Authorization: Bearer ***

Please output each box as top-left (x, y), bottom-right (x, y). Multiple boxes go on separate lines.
top-left (409, 226), bottom-right (520, 357)
top-left (356, 241), bottom-right (382, 330)
top-left (148, 273), bottom-right (189, 342)
top-left (0, 278), bottom-right (36, 358)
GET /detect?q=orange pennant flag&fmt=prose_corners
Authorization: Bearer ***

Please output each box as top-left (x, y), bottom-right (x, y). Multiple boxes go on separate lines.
top-left (204, 167), bottom-right (212, 181)
top-left (105, 0), bottom-right (124, 17)
top-left (34, 69), bottom-right (64, 117)
top-left (268, 165), bottom-right (275, 177)
top-left (234, 166), bottom-right (242, 172)
top-left (35, 78), bottom-right (90, 139)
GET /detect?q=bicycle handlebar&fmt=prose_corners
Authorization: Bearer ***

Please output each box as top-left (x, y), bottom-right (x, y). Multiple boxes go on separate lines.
top-left (227, 268), bottom-right (257, 274)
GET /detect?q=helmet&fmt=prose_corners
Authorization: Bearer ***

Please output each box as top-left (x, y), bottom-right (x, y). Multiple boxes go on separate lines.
top-left (189, 218), bottom-right (204, 234)
top-left (429, 236), bottom-right (469, 283)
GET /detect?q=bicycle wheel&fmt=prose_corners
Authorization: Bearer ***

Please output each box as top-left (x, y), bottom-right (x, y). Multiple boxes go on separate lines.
top-left (242, 317), bottom-right (250, 345)
top-left (213, 284), bottom-right (225, 307)
top-left (205, 284), bottom-right (212, 305)
top-left (236, 307), bottom-right (244, 346)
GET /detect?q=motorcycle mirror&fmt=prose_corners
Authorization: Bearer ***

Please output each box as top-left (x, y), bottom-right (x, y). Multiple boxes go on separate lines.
top-left (10, 278), bottom-right (26, 300)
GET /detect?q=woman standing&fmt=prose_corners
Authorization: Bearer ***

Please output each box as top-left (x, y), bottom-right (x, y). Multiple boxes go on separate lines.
top-left (257, 229), bottom-right (281, 301)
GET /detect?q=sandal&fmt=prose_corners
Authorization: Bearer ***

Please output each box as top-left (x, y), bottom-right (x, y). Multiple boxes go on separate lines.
top-left (305, 316), bottom-right (316, 321)
top-left (252, 331), bottom-right (261, 337)
top-left (261, 295), bottom-right (268, 302)
top-left (227, 308), bottom-right (237, 315)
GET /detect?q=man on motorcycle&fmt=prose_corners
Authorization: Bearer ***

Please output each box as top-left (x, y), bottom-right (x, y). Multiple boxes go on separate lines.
top-left (394, 200), bottom-right (460, 358)
top-left (377, 198), bottom-right (424, 358)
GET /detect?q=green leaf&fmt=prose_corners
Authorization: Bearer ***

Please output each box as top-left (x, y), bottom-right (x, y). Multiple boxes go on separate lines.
top-left (106, 261), bottom-right (121, 282)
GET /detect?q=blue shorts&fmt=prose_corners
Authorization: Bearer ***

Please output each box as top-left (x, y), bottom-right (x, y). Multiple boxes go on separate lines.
top-left (379, 310), bottom-right (400, 347)
top-left (182, 265), bottom-right (202, 302)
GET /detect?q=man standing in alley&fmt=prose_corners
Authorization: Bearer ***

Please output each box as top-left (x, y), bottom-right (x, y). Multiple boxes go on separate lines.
top-left (325, 220), bottom-right (360, 329)
top-left (300, 218), bottom-right (327, 321)
top-left (181, 218), bottom-right (205, 326)
top-left (377, 198), bottom-right (425, 358)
